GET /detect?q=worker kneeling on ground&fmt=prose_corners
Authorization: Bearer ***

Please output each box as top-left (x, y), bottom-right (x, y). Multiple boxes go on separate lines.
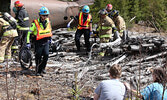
top-left (0, 12), bottom-right (18, 63)
top-left (97, 9), bottom-right (120, 57)
top-left (110, 10), bottom-right (128, 42)
top-left (26, 7), bottom-right (52, 76)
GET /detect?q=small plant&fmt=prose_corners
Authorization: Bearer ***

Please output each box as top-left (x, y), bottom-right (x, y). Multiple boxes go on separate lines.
top-left (69, 72), bottom-right (83, 100)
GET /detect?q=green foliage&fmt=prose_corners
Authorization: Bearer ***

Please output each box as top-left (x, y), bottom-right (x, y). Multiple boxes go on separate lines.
top-left (90, 0), bottom-right (167, 31)
top-left (69, 72), bottom-right (83, 100)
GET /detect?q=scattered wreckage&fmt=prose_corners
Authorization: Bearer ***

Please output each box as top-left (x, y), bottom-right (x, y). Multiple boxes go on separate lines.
top-left (1, 28), bottom-right (167, 99)
top-left (52, 29), bottom-right (167, 86)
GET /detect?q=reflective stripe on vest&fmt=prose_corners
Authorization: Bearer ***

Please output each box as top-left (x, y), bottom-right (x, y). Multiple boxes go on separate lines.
top-left (11, 46), bottom-right (19, 49)
top-left (101, 26), bottom-right (111, 30)
top-left (24, 17), bottom-right (29, 21)
top-left (77, 12), bottom-right (91, 29)
top-left (0, 57), bottom-right (4, 61)
top-left (34, 19), bottom-right (52, 40)
top-left (17, 25), bottom-right (29, 30)
top-left (97, 26), bottom-right (111, 31)
top-left (99, 34), bottom-right (111, 38)
top-left (120, 30), bottom-right (124, 33)
top-left (5, 55), bottom-right (11, 59)
top-left (3, 29), bottom-right (17, 36)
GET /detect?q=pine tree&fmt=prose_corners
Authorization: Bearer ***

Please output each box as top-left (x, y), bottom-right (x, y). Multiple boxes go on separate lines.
top-left (90, 0), bottom-right (107, 23)
top-left (90, 0), bottom-right (167, 31)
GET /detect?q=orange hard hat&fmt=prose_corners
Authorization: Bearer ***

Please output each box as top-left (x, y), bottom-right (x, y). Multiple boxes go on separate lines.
top-left (14, 1), bottom-right (24, 7)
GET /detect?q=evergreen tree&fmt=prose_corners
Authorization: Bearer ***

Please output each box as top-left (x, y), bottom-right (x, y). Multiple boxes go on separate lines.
top-left (90, 0), bottom-right (167, 31)
top-left (90, 0), bottom-right (107, 23)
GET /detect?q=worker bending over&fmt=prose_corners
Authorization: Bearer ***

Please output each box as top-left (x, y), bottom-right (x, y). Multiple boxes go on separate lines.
top-left (0, 12), bottom-right (18, 63)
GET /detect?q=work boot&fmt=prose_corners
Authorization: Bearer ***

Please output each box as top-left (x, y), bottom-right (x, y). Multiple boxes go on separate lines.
top-left (41, 69), bottom-right (46, 74)
top-left (36, 72), bottom-right (41, 76)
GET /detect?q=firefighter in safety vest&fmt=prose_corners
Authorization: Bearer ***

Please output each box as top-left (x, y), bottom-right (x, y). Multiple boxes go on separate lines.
top-left (13, 0), bottom-right (30, 48)
top-left (26, 7), bottom-right (52, 76)
top-left (98, 9), bottom-right (119, 57)
top-left (110, 10), bottom-right (128, 42)
top-left (69, 5), bottom-right (93, 52)
top-left (0, 12), bottom-right (18, 63)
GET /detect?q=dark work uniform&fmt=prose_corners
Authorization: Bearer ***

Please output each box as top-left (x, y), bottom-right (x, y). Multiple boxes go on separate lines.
top-left (35, 19), bottom-right (50, 74)
top-left (15, 7), bottom-right (29, 47)
top-left (75, 13), bottom-right (92, 52)
top-left (27, 18), bottom-right (51, 74)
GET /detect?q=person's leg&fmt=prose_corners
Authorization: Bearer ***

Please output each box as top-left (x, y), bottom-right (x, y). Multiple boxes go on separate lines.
top-left (21, 30), bottom-right (28, 46)
top-left (35, 43), bottom-right (43, 74)
top-left (5, 37), bottom-right (15, 61)
top-left (0, 37), bottom-right (10, 62)
top-left (122, 30), bottom-right (128, 42)
top-left (40, 42), bottom-right (49, 74)
top-left (75, 29), bottom-right (83, 51)
top-left (83, 29), bottom-right (90, 52)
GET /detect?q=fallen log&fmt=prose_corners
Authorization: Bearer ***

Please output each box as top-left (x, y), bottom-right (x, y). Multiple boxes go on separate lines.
top-left (128, 45), bottom-right (140, 52)
top-left (126, 51), bottom-right (167, 65)
top-left (100, 38), bottom-right (122, 48)
top-left (111, 48), bottom-right (123, 54)
top-left (106, 55), bottom-right (127, 68)
top-left (77, 67), bottom-right (89, 80)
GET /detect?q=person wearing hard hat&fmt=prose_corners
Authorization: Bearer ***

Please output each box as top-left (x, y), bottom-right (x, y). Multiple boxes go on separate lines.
top-left (0, 12), bottom-right (18, 63)
top-left (97, 9), bottom-right (119, 57)
top-left (106, 4), bottom-right (113, 18)
top-left (26, 7), bottom-right (52, 76)
top-left (68, 5), bottom-right (93, 53)
top-left (110, 10), bottom-right (127, 42)
top-left (13, 0), bottom-right (30, 48)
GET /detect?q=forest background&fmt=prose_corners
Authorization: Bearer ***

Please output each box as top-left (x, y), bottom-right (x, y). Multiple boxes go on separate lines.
top-left (89, 0), bottom-right (167, 32)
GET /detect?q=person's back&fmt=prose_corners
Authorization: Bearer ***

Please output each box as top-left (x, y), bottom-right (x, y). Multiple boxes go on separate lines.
top-left (113, 15), bottom-right (126, 33)
top-left (94, 64), bottom-right (126, 100)
top-left (0, 13), bottom-right (18, 63)
top-left (95, 79), bottom-right (125, 100)
top-left (16, 7), bottom-right (29, 27)
top-left (140, 83), bottom-right (167, 100)
top-left (100, 16), bottom-right (115, 35)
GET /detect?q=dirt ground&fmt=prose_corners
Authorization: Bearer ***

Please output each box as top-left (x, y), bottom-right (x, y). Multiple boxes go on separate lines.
top-left (0, 24), bottom-right (166, 100)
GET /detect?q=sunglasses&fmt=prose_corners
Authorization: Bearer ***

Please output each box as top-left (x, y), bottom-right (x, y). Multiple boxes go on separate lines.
top-left (42, 15), bottom-right (48, 17)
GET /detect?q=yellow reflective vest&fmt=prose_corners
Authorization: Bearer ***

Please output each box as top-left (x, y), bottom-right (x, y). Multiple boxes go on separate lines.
top-left (27, 18), bottom-right (52, 43)
top-left (77, 12), bottom-right (92, 29)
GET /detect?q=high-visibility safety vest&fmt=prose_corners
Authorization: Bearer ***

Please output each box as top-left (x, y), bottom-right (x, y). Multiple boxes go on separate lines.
top-left (77, 12), bottom-right (92, 29)
top-left (34, 19), bottom-right (52, 40)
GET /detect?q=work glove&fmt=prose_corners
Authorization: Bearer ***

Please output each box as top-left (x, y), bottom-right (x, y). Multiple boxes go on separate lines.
top-left (26, 43), bottom-right (31, 49)
top-left (49, 38), bottom-right (52, 44)
top-left (89, 31), bottom-right (93, 35)
top-left (67, 23), bottom-right (70, 28)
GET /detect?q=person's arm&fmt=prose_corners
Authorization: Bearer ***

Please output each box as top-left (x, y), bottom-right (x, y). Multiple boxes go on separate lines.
top-left (124, 82), bottom-right (143, 99)
top-left (27, 22), bottom-right (35, 43)
top-left (89, 22), bottom-right (92, 32)
top-left (94, 82), bottom-right (102, 100)
top-left (93, 93), bottom-right (99, 100)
